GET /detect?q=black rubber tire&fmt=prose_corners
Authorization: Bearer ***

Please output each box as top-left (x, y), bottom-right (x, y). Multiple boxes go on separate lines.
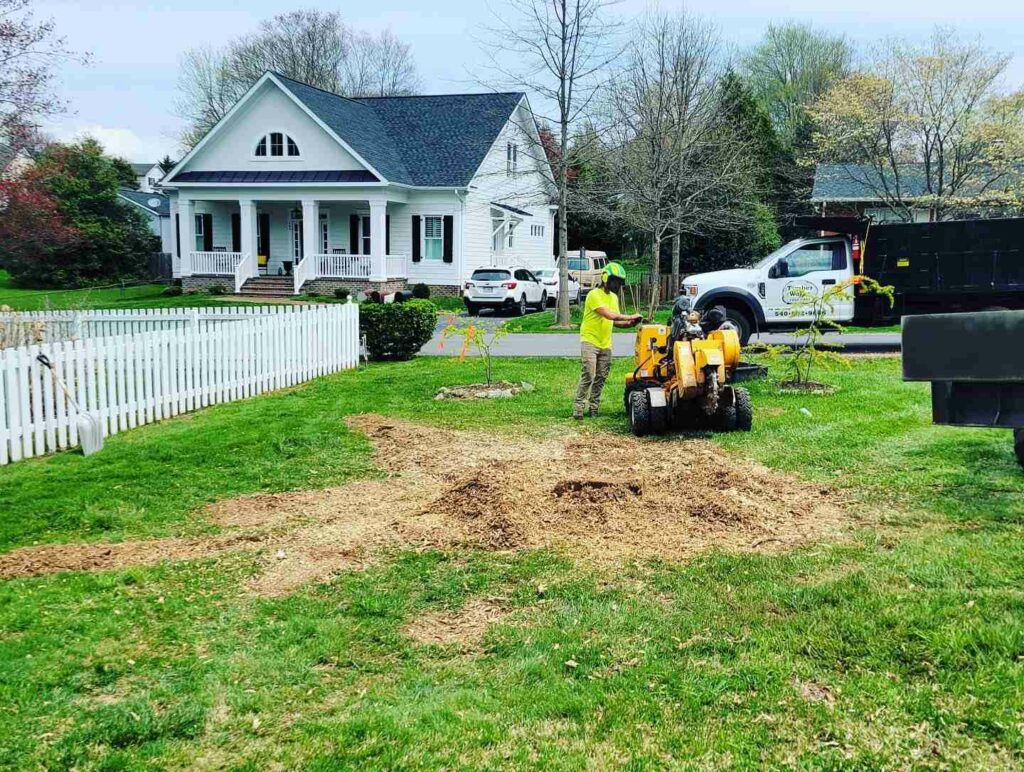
top-left (716, 396), bottom-right (738, 432)
top-left (537, 291), bottom-right (548, 310)
top-left (734, 386), bottom-right (753, 432)
top-left (465, 302), bottom-right (479, 316)
top-left (1014, 429), bottom-right (1024, 470)
top-left (649, 401), bottom-right (668, 435)
top-left (723, 308), bottom-right (753, 345)
top-left (629, 390), bottom-right (651, 437)
top-left (517, 295), bottom-right (528, 316)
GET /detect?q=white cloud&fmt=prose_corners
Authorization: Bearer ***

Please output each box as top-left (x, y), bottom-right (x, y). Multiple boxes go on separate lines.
top-left (58, 125), bottom-right (165, 162)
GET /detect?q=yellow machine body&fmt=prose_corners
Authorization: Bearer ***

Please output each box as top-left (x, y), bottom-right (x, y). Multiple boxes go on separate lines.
top-left (627, 324), bottom-right (742, 401)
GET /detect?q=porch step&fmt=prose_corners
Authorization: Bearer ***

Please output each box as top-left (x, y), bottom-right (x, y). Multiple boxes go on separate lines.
top-left (239, 276), bottom-right (297, 298)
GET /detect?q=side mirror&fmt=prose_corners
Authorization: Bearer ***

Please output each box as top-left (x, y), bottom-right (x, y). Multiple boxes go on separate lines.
top-left (768, 261), bottom-right (781, 279)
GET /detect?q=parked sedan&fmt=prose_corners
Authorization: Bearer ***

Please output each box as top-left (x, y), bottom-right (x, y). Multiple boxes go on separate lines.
top-left (464, 266), bottom-right (546, 316)
top-left (534, 268), bottom-right (581, 306)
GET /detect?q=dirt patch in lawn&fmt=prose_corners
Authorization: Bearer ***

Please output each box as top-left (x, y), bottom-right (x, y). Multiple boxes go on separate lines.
top-left (0, 414), bottom-right (852, 593)
top-left (403, 598), bottom-right (511, 648)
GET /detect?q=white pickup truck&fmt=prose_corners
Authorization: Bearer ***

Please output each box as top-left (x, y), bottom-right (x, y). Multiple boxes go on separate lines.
top-left (682, 235), bottom-right (856, 344)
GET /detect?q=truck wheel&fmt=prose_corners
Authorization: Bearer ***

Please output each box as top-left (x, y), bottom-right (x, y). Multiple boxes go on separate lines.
top-left (1015, 429), bottom-right (1024, 470)
top-left (724, 308), bottom-right (753, 345)
top-left (734, 386), bottom-right (753, 431)
top-left (629, 391), bottom-right (651, 437)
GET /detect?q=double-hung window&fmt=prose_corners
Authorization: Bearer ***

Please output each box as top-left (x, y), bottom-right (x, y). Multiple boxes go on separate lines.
top-left (423, 216), bottom-right (444, 259)
top-left (320, 212), bottom-right (330, 254)
top-left (506, 142), bottom-right (518, 175)
top-left (194, 214), bottom-right (205, 251)
top-left (506, 221), bottom-right (516, 249)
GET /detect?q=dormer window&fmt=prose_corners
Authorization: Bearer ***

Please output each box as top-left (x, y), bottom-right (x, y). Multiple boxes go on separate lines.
top-left (254, 132), bottom-right (300, 158)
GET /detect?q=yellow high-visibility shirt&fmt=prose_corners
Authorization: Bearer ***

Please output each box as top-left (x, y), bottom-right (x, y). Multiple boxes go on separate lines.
top-left (580, 288), bottom-right (619, 350)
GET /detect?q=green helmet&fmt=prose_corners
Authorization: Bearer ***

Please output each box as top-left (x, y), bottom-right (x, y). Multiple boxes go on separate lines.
top-left (602, 261), bottom-right (627, 284)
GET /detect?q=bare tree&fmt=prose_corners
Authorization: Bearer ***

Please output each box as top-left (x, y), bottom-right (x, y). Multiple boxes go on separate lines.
top-left (0, 0), bottom-right (86, 174)
top-left (810, 27), bottom-right (1022, 220)
top-left (480, 0), bottom-right (621, 327)
top-left (176, 10), bottom-right (420, 149)
top-left (588, 12), bottom-right (759, 312)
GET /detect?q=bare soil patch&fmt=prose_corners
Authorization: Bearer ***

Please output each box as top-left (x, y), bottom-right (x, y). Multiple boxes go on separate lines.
top-left (403, 598), bottom-right (511, 647)
top-left (0, 414), bottom-right (853, 594)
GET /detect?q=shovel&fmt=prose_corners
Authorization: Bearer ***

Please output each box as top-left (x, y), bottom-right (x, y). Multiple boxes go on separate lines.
top-left (36, 353), bottom-right (104, 456)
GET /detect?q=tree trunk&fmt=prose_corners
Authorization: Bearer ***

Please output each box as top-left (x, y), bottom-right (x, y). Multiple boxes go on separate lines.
top-left (556, 118), bottom-right (571, 327)
top-left (649, 234), bottom-right (661, 317)
top-left (671, 232), bottom-right (681, 300)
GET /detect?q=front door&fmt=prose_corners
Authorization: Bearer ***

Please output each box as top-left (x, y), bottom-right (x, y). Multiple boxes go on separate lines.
top-left (257, 213), bottom-right (270, 273)
top-left (763, 239), bottom-right (853, 323)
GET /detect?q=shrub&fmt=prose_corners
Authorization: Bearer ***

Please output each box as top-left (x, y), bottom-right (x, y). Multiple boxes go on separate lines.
top-left (162, 285), bottom-right (183, 297)
top-left (334, 287), bottom-right (350, 300)
top-left (360, 299), bottom-right (437, 360)
top-left (208, 284), bottom-right (227, 295)
top-left (411, 283), bottom-right (431, 299)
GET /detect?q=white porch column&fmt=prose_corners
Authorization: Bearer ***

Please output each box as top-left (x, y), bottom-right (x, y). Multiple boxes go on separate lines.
top-left (169, 198), bottom-right (180, 278)
top-left (180, 198), bottom-right (195, 276)
top-left (239, 199), bottom-right (258, 278)
top-left (301, 199), bottom-right (319, 268)
top-left (370, 200), bottom-right (387, 281)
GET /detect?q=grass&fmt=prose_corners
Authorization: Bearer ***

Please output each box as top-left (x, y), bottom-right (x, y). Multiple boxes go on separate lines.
top-left (0, 271), bottom-right (260, 311)
top-left (1, 355), bottom-right (1023, 767)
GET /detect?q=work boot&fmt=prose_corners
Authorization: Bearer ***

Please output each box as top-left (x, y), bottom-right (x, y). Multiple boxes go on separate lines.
top-left (572, 410), bottom-right (585, 420)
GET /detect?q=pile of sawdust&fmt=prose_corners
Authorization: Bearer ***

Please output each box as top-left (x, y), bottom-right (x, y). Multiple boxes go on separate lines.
top-left (0, 414), bottom-right (851, 595)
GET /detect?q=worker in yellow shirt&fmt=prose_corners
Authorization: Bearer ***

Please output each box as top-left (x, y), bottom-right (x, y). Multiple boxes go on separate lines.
top-left (574, 262), bottom-right (642, 419)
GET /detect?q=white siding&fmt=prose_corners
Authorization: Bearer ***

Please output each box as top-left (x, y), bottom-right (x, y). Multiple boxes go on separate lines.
top-left (464, 101), bottom-right (556, 278)
top-left (183, 83), bottom-right (368, 174)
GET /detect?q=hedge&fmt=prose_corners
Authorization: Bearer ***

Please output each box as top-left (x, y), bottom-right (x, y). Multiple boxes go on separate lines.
top-left (359, 299), bottom-right (437, 360)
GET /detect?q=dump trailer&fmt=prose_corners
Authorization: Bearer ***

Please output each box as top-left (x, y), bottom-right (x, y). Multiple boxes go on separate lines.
top-left (680, 216), bottom-right (1024, 343)
top-left (902, 310), bottom-right (1024, 470)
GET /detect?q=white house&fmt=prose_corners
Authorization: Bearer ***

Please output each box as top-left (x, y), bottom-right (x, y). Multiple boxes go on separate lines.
top-left (161, 71), bottom-right (557, 296)
top-left (132, 162), bottom-right (166, 193)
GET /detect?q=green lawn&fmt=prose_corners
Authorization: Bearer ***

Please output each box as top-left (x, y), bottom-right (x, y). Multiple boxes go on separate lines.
top-left (1, 356), bottom-right (1022, 768)
top-left (0, 271), bottom-right (273, 311)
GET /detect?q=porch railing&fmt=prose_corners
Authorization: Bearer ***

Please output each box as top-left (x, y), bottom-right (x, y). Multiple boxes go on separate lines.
top-left (234, 253), bottom-right (256, 293)
top-left (317, 253), bottom-right (372, 279)
top-left (294, 254), bottom-right (318, 295)
top-left (191, 251), bottom-right (243, 276)
top-left (386, 254), bottom-right (407, 278)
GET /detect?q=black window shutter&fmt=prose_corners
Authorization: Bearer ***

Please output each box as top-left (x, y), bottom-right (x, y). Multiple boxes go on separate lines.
top-left (231, 213), bottom-right (241, 252)
top-left (442, 215), bottom-right (453, 263)
top-left (174, 213), bottom-right (180, 257)
top-left (412, 216), bottom-right (421, 262)
top-left (349, 214), bottom-right (359, 254)
top-left (202, 214), bottom-right (213, 251)
top-left (385, 215), bottom-right (391, 255)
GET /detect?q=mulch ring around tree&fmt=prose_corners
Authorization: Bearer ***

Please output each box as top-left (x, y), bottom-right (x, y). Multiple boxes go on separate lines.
top-left (0, 414), bottom-right (854, 596)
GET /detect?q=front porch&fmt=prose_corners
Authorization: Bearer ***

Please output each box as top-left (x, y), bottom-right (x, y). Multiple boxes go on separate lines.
top-left (173, 197), bottom-right (410, 295)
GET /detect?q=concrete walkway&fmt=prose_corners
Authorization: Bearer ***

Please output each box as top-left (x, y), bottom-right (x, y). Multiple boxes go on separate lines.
top-left (423, 320), bottom-right (900, 358)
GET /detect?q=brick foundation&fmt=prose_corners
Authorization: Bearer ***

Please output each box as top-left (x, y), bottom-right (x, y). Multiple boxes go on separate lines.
top-left (420, 284), bottom-right (462, 298)
top-left (183, 276), bottom-right (232, 292)
top-left (301, 278), bottom-right (407, 297)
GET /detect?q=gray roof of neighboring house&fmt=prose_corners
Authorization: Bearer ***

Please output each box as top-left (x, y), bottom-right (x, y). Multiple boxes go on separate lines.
top-left (272, 73), bottom-right (525, 187)
top-left (131, 162), bottom-right (156, 176)
top-left (811, 163), bottom-right (932, 202)
top-left (118, 188), bottom-right (170, 217)
top-left (173, 170), bottom-right (378, 184)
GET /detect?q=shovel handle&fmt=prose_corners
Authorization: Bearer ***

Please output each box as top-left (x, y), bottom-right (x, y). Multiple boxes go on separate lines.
top-left (35, 353), bottom-right (80, 412)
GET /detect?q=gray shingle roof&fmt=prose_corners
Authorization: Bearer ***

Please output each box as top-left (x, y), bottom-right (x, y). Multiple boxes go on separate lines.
top-left (118, 188), bottom-right (170, 217)
top-left (272, 73), bottom-right (524, 187)
top-left (131, 162), bottom-right (155, 176)
top-left (811, 163), bottom-right (933, 201)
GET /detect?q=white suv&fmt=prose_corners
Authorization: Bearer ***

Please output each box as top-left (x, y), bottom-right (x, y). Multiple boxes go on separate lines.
top-left (464, 266), bottom-right (546, 316)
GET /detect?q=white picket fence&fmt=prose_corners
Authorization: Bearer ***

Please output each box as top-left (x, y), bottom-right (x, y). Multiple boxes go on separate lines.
top-left (0, 303), bottom-right (360, 465)
top-left (0, 305), bottom-right (318, 345)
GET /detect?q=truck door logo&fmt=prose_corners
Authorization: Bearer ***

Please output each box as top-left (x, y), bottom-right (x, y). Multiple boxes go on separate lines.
top-left (782, 280), bottom-right (817, 304)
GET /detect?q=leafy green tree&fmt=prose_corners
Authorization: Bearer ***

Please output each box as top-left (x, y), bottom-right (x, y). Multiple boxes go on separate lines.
top-left (109, 155), bottom-right (140, 188)
top-left (1, 139), bottom-right (158, 287)
top-left (158, 155), bottom-right (177, 174)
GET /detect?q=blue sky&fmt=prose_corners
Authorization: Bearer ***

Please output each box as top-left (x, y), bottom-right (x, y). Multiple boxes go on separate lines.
top-left (37, 0), bottom-right (1024, 162)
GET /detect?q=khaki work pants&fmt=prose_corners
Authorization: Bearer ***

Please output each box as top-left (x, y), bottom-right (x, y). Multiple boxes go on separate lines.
top-left (574, 342), bottom-right (612, 417)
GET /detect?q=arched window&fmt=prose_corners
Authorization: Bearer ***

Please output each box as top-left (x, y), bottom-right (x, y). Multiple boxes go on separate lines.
top-left (254, 132), bottom-right (300, 158)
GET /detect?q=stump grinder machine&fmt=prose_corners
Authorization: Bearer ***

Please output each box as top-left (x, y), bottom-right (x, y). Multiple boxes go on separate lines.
top-left (625, 297), bottom-right (753, 436)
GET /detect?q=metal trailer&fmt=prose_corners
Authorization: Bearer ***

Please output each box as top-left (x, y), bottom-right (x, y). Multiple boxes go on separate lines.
top-left (902, 310), bottom-right (1024, 469)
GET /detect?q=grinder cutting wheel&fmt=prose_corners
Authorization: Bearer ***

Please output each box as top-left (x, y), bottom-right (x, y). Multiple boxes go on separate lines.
top-left (624, 296), bottom-right (752, 436)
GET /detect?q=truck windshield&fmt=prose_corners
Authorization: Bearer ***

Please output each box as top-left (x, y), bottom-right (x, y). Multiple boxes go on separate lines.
top-left (754, 242), bottom-right (798, 269)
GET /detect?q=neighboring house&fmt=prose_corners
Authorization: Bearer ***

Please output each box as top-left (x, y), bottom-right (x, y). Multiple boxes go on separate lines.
top-left (811, 163), bottom-right (935, 223)
top-left (160, 71), bottom-right (557, 296)
top-left (117, 188), bottom-right (174, 257)
top-left (132, 162), bottom-right (165, 193)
